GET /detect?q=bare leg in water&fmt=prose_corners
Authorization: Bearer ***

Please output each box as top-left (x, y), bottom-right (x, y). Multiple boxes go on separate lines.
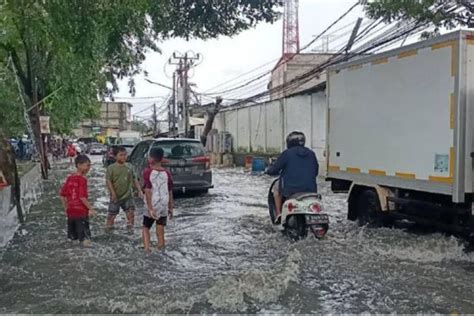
top-left (274, 190), bottom-right (282, 222)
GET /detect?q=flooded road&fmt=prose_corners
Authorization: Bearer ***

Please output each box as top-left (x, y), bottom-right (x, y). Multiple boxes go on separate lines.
top-left (1, 157), bottom-right (474, 313)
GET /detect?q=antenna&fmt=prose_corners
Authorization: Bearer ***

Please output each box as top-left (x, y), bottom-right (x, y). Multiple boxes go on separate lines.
top-left (283, 0), bottom-right (300, 58)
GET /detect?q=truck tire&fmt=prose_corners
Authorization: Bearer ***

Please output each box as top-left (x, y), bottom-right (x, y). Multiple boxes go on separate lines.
top-left (356, 189), bottom-right (383, 227)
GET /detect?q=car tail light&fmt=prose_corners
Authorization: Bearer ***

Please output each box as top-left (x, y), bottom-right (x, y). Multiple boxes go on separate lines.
top-left (287, 202), bottom-right (296, 213)
top-left (310, 203), bottom-right (321, 213)
top-left (192, 156), bottom-right (210, 170)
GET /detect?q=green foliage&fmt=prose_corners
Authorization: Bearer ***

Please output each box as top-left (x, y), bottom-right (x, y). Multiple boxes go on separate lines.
top-left (365, 0), bottom-right (472, 30)
top-left (131, 120), bottom-right (151, 135)
top-left (0, 0), bottom-right (282, 137)
top-left (0, 74), bottom-right (25, 137)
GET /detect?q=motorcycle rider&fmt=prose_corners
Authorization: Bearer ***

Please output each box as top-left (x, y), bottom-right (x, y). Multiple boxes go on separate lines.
top-left (266, 131), bottom-right (319, 223)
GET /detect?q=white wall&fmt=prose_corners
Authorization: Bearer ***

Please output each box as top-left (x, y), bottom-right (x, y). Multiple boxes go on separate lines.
top-left (215, 90), bottom-right (327, 171)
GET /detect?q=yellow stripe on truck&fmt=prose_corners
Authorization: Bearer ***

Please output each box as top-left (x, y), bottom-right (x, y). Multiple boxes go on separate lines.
top-left (467, 35), bottom-right (474, 46)
top-left (431, 41), bottom-right (458, 77)
top-left (371, 58), bottom-right (388, 66)
top-left (431, 41), bottom-right (455, 51)
top-left (451, 42), bottom-right (459, 77)
top-left (450, 147), bottom-right (455, 179)
top-left (398, 50), bottom-right (418, 59)
top-left (396, 172), bottom-right (416, 180)
top-left (346, 167), bottom-right (361, 174)
top-left (348, 64), bottom-right (363, 71)
top-left (429, 176), bottom-right (453, 184)
top-left (328, 165), bottom-right (340, 172)
top-left (450, 93), bottom-right (456, 130)
top-left (369, 169), bottom-right (386, 176)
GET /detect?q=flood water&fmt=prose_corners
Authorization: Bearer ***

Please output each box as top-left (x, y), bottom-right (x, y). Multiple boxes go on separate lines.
top-left (1, 157), bottom-right (474, 313)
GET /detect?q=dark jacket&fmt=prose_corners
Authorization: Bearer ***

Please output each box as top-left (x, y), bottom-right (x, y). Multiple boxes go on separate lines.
top-left (266, 146), bottom-right (318, 197)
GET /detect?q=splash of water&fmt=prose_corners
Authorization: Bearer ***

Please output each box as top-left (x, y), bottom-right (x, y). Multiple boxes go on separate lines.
top-left (205, 248), bottom-right (302, 311)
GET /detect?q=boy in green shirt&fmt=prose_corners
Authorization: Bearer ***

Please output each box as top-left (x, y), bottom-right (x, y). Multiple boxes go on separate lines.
top-left (106, 146), bottom-right (143, 230)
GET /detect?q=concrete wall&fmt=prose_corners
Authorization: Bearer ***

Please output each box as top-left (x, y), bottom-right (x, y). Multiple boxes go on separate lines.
top-left (0, 164), bottom-right (43, 247)
top-left (214, 90), bottom-right (327, 171)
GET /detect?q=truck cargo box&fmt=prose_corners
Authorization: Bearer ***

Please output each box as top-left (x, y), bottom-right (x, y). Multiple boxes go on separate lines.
top-left (327, 30), bottom-right (474, 203)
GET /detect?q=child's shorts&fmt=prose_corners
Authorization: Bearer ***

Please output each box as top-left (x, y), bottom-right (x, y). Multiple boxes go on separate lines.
top-left (143, 215), bottom-right (167, 228)
top-left (67, 217), bottom-right (91, 241)
top-left (108, 197), bottom-right (135, 215)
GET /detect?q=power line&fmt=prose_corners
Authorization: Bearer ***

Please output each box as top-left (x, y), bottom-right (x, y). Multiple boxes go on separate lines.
top-left (200, 1), bottom-right (361, 97)
top-left (201, 58), bottom-right (279, 94)
top-left (132, 104), bottom-right (154, 115)
top-left (113, 95), bottom-right (168, 100)
top-left (229, 2), bottom-right (463, 108)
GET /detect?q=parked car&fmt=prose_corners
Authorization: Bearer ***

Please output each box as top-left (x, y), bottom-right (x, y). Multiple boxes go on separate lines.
top-left (129, 138), bottom-right (213, 193)
top-left (103, 145), bottom-right (118, 167)
top-left (88, 143), bottom-right (105, 155)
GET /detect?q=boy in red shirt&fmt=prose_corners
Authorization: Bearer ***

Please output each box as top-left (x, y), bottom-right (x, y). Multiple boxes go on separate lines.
top-left (60, 154), bottom-right (96, 246)
top-left (142, 147), bottom-right (174, 252)
top-left (66, 142), bottom-right (77, 166)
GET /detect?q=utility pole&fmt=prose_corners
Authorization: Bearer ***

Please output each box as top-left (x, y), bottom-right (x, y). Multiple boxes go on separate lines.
top-left (345, 18), bottom-right (363, 53)
top-left (183, 53), bottom-right (189, 138)
top-left (169, 51), bottom-right (201, 138)
top-left (170, 71), bottom-right (176, 136)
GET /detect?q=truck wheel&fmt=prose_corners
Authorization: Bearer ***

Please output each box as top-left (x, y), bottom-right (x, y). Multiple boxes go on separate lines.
top-left (356, 189), bottom-right (383, 227)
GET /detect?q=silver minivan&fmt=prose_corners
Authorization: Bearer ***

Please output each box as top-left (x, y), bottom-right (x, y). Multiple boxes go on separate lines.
top-left (129, 138), bottom-right (213, 193)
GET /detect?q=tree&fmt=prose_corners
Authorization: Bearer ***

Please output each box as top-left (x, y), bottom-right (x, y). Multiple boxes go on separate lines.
top-left (0, 0), bottom-right (282, 178)
top-left (200, 97), bottom-right (223, 146)
top-left (132, 119), bottom-right (151, 135)
top-left (365, 1), bottom-right (474, 32)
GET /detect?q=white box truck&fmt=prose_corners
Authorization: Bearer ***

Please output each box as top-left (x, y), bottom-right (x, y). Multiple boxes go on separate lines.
top-left (116, 130), bottom-right (141, 155)
top-left (326, 30), bottom-right (474, 235)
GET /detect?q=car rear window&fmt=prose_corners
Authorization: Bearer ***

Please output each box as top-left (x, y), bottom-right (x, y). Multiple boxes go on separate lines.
top-left (151, 141), bottom-right (204, 159)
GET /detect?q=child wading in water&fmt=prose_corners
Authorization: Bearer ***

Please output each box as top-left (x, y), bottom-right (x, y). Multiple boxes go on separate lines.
top-left (60, 154), bottom-right (96, 246)
top-left (105, 146), bottom-right (142, 231)
top-left (142, 147), bottom-right (174, 252)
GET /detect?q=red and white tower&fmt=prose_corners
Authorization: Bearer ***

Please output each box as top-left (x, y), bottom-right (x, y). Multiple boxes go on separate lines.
top-left (282, 0), bottom-right (300, 57)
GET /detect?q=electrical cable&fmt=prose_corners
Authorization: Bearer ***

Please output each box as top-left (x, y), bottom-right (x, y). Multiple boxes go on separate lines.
top-left (230, 1), bottom-right (462, 107)
top-left (199, 1), bottom-right (361, 97)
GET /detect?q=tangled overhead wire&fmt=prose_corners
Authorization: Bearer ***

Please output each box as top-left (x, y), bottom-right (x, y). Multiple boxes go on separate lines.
top-left (223, 0), bottom-right (466, 108)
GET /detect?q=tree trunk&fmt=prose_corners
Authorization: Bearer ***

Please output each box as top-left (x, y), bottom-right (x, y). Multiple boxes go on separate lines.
top-left (200, 98), bottom-right (223, 147)
top-left (0, 130), bottom-right (24, 223)
top-left (29, 96), bottom-right (48, 179)
top-left (200, 109), bottom-right (219, 147)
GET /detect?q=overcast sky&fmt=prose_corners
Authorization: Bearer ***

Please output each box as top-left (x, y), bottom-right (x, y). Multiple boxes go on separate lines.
top-left (114, 0), bottom-right (365, 118)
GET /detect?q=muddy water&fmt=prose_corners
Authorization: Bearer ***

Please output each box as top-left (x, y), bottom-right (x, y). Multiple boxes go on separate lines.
top-left (1, 157), bottom-right (474, 313)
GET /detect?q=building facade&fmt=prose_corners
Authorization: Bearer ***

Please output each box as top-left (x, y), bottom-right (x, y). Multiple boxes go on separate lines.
top-left (269, 53), bottom-right (334, 100)
top-left (73, 102), bottom-right (133, 138)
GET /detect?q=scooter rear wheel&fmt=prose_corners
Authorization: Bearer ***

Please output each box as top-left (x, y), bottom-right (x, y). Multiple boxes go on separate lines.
top-left (285, 215), bottom-right (308, 240)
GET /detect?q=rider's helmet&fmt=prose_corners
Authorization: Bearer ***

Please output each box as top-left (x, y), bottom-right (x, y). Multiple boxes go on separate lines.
top-left (286, 131), bottom-right (306, 149)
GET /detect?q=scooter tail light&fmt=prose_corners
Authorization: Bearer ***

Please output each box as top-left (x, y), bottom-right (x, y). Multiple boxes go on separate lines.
top-left (287, 202), bottom-right (296, 213)
top-left (310, 203), bottom-right (321, 213)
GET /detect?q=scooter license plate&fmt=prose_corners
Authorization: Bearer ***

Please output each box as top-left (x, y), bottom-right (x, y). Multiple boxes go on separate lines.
top-left (307, 214), bottom-right (329, 225)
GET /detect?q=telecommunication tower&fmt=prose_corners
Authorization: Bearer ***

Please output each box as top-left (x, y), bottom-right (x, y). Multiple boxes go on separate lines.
top-left (282, 0), bottom-right (300, 57)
